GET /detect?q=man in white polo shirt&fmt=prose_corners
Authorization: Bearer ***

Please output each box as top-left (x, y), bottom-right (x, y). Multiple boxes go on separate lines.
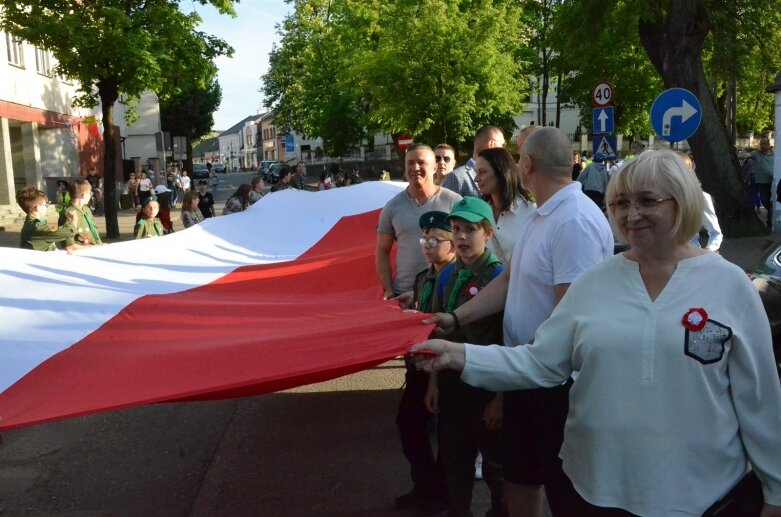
top-left (426, 127), bottom-right (613, 516)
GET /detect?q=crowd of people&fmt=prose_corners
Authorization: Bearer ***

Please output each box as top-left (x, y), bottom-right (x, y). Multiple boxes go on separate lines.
top-left (12, 129), bottom-right (781, 516)
top-left (383, 128), bottom-right (780, 516)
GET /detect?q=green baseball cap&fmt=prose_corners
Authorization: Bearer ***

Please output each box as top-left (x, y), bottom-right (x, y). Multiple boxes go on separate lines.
top-left (419, 211), bottom-right (451, 231)
top-left (446, 197), bottom-right (494, 225)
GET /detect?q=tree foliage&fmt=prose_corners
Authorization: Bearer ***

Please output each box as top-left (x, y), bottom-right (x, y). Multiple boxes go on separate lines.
top-left (160, 77), bottom-right (223, 174)
top-left (0, 0), bottom-right (234, 238)
top-left (263, 0), bottom-right (527, 156)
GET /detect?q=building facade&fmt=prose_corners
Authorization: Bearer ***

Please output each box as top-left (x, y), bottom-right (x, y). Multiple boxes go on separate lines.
top-left (0, 31), bottom-right (165, 215)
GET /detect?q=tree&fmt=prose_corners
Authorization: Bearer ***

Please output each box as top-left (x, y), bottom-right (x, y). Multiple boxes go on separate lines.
top-left (263, 0), bottom-right (528, 157)
top-left (160, 77), bottom-right (223, 175)
top-left (0, 1), bottom-right (233, 238)
top-left (263, 0), bottom-right (368, 158)
top-left (638, 0), bottom-right (765, 236)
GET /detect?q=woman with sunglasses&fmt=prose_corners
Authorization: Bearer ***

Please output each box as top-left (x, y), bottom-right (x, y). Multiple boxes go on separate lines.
top-left (474, 147), bottom-right (535, 263)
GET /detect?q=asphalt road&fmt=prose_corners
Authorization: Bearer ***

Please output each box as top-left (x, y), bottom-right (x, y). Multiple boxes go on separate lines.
top-left (0, 360), bottom-right (493, 516)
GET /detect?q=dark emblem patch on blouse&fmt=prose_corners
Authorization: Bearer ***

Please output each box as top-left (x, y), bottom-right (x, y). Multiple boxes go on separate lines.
top-left (684, 319), bottom-right (732, 365)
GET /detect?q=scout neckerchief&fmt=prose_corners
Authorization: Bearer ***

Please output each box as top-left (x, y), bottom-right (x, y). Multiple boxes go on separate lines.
top-left (74, 204), bottom-right (100, 243)
top-left (445, 250), bottom-right (500, 313)
top-left (418, 266), bottom-right (438, 313)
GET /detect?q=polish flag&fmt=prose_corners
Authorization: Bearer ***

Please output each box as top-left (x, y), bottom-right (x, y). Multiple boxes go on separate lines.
top-left (0, 182), bottom-right (431, 431)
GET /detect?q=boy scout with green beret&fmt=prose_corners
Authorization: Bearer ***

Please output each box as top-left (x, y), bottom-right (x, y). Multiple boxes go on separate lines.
top-left (16, 186), bottom-right (78, 251)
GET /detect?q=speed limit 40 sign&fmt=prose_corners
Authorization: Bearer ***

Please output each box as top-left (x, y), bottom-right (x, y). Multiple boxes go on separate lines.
top-left (592, 81), bottom-right (614, 107)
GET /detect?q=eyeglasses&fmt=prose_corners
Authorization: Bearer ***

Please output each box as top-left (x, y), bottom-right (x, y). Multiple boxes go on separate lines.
top-left (419, 237), bottom-right (450, 248)
top-left (435, 155), bottom-right (452, 163)
top-left (609, 196), bottom-right (674, 214)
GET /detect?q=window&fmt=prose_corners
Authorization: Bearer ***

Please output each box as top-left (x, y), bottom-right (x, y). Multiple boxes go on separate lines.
top-left (35, 47), bottom-right (51, 75)
top-left (6, 33), bottom-right (24, 67)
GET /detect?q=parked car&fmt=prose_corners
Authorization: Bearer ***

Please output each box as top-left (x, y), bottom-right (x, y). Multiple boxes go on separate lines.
top-left (213, 164), bottom-right (226, 174)
top-left (192, 164), bottom-right (210, 182)
top-left (260, 160), bottom-right (279, 180)
top-left (748, 240), bottom-right (781, 376)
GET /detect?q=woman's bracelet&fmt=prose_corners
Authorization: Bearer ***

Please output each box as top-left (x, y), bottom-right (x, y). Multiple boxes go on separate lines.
top-left (448, 311), bottom-right (460, 330)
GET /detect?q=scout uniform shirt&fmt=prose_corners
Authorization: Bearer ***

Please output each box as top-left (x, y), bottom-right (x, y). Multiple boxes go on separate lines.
top-left (433, 249), bottom-right (504, 346)
top-left (63, 204), bottom-right (102, 246)
top-left (134, 217), bottom-right (165, 239)
top-left (20, 217), bottom-right (77, 251)
top-left (412, 259), bottom-right (456, 313)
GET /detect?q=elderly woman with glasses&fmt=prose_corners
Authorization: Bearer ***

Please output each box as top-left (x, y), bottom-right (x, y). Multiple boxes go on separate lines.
top-left (411, 150), bottom-right (781, 516)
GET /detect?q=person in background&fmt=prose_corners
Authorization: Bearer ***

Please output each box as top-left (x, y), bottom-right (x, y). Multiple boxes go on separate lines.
top-left (249, 176), bottom-right (265, 205)
top-left (294, 161), bottom-right (308, 190)
top-left (151, 184), bottom-right (174, 234)
top-left (85, 166), bottom-right (103, 215)
top-left (197, 180), bottom-right (216, 219)
top-left (411, 150), bottom-right (781, 516)
top-left (434, 144), bottom-right (457, 186)
top-left (349, 164), bottom-right (364, 184)
top-left (137, 170), bottom-right (154, 207)
top-left (443, 126), bottom-right (505, 198)
top-left (571, 152), bottom-right (583, 181)
top-left (54, 180), bottom-right (71, 215)
top-left (475, 146), bottom-right (536, 264)
top-left (318, 170), bottom-right (333, 191)
top-left (677, 151), bottom-right (722, 252)
top-left (16, 186), bottom-right (79, 252)
top-left (134, 195), bottom-right (165, 239)
top-left (739, 137), bottom-right (774, 227)
top-left (180, 170), bottom-right (191, 196)
top-left (270, 167), bottom-right (293, 192)
top-left (209, 166), bottom-right (219, 195)
top-left (166, 167), bottom-right (180, 208)
top-left (126, 172), bottom-right (140, 210)
top-left (576, 157), bottom-right (609, 209)
top-left (180, 191), bottom-right (204, 229)
top-left (223, 183), bottom-right (252, 214)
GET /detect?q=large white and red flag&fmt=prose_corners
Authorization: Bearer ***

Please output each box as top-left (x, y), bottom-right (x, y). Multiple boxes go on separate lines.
top-left (0, 182), bottom-right (432, 431)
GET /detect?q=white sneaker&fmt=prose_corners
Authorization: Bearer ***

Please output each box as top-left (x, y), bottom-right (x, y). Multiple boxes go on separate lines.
top-left (474, 452), bottom-right (483, 480)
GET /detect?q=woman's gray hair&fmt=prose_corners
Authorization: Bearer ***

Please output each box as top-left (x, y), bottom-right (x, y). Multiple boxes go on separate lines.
top-left (606, 150), bottom-right (705, 244)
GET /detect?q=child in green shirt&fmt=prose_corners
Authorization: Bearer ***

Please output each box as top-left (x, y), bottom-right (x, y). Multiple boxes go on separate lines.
top-left (16, 186), bottom-right (78, 252)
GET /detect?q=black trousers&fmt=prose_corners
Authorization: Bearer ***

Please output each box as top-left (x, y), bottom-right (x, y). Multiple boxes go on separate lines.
top-left (396, 358), bottom-right (446, 498)
top-left (438, 373), bottom-right (505, 516)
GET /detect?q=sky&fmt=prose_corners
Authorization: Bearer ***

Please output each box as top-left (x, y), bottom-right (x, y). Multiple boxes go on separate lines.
top-left (191, 1), bottom-right (291, 131)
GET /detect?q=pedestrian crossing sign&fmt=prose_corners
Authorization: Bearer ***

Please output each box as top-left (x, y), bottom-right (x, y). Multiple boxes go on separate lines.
top-left (592, 135), bottom-right (617, 161)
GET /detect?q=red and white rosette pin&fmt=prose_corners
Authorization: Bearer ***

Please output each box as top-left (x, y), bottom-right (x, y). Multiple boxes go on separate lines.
top-left (682, 308), bottom-right (708, 331)
top-left (466, 283), bottom-right (480, 299)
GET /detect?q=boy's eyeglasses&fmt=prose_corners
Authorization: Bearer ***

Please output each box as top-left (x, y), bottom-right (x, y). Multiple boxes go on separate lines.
top-left (435, 155), bottom-right (452, 163)
top-left (419, 237), bottom-right (450, 248)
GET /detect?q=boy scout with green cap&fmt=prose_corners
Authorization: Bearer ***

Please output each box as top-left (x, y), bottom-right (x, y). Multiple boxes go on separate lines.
top-left (63, 178), bottom-right (102, 247)
top-left (427, 196), bottom-right (506, 517)
top-left (16, 186), bottom-right (78, 251)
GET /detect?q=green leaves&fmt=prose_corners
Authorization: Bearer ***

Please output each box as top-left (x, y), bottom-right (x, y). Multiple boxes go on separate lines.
top-left (262, 0), bottom-right (528, 154)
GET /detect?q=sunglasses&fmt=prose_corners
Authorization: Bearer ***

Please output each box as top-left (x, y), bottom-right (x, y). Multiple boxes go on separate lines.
top-left (435, 155), bottom-right (452, 163)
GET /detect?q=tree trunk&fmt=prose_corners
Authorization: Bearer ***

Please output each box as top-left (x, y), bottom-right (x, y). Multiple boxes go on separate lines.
top-left (638, 0), bottom-right (765, 237)
top-left (98, 79), bottom-right (120, 239)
